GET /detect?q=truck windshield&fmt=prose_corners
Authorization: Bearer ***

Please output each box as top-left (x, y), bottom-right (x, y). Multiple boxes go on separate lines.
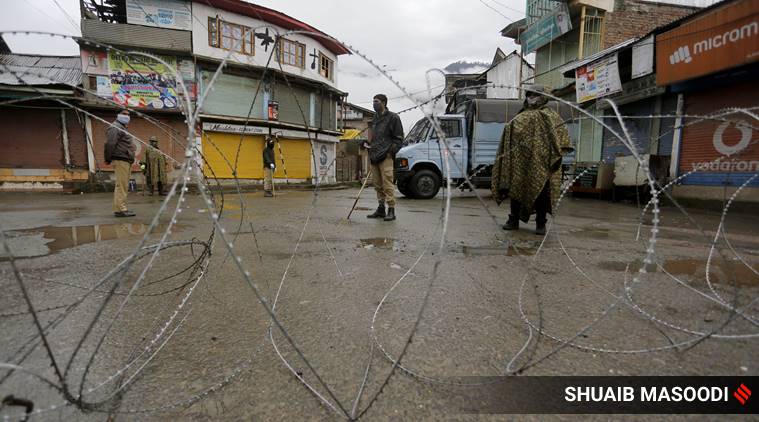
top-left (404, 119), bottom-right (430, 145)
top-left (429, 119), bottom-right (462, 139)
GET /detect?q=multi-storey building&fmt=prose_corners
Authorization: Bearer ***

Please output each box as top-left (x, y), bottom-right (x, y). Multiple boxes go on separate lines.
top-left (78, 0), bottom-right (350, 187)
top-left (502, 0), bottom-right (699, 163)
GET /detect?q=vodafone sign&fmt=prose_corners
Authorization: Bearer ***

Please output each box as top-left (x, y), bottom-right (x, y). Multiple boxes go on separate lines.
top-left (713, 120), bottom-right (752, 157)
top-left (689, 120), bottom-right (759, 173)
top-left (656, 0), bottom-right (759, 85)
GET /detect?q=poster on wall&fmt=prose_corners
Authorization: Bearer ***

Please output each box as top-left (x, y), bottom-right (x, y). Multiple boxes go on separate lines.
top-left (176, 59), bottom-right (197, 101)
top-left (108, 52), bottom-right (179, 109)
top-left (631, 36), bottom-right (654, 79)
top-left (80, 49), bottom-right (109, 75)
top-left (125, 0), bottom-right (192, 31)
top-left (96, 76), bottom-right (112, 97)
top-left (575, 53), bottom-right (623, 103)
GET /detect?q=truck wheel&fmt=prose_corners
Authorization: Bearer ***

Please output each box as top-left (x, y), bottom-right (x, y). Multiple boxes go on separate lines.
top-left (398, 183), bottom-right (414, 198)
top-left (410, 169), bottom-right (440, 199)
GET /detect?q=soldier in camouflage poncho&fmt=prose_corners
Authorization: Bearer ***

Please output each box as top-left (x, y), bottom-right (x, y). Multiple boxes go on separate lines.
top-left (143, 136), bottom-right (167, 196)
top-left (491, 85), bottom-right (572, 235)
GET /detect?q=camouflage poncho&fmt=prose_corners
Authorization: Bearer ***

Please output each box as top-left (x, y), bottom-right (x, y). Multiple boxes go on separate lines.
top-left (144, 145), bottom-right (167, 186)
top-left (491, 104), bottom-right (571, 222)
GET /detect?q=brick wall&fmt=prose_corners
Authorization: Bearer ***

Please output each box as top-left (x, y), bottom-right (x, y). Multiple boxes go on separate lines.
top-left (604, 0), bottom-right (699, 48)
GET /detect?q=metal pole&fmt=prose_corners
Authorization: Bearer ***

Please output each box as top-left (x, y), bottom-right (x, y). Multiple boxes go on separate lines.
top-left (669, 93), bottom-right (685, 181)
top-left (518, 27), bottom-right (524, 98)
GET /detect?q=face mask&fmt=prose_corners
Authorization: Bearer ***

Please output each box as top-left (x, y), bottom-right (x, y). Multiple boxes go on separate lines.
top-left (373, 102), bottom-right (383, 113)
top-left (117, 114), bottom-right (130, 125)
top-left (526, 96), bottom-right (541, 107)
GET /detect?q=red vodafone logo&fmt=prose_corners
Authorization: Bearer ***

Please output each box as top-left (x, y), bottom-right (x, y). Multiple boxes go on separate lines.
top-left (713, 119), bottom-right (752, 156)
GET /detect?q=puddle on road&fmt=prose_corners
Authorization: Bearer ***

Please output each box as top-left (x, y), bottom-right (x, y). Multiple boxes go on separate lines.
top-left (2, 223), bottom-right (185, 259)
top-left (462, 245), bottom-right (537, 257)
top-left (598, 258), bottom-right (759, 286)
top-left (360, 238), bottom-right (401, 251)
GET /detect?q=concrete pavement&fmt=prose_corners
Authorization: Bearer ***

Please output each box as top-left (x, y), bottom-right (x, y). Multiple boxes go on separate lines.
top-left (1, 188), bottom-right (757, 420)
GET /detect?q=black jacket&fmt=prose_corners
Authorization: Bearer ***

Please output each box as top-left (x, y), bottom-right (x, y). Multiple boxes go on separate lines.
top-left (369, 110), bottom-right (404, 164)
top-left (263, 146), bottom-right (276, 168)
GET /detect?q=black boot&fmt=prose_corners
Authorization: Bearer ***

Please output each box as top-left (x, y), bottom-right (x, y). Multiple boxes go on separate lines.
top-left (535, 220), bottom-right (547, 236)
top-left (384, 207), bottom-right (396, 221)
top-left (158, 182), bottom-right (166, 196)
top-left (367, 204), bottom-right (386, 219)
top-left (502, 215), bottom-right (519, 230)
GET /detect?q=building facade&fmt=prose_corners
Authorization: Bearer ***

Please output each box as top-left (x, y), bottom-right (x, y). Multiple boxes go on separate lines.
top-left (479, 48), bottom-right (535, 100)
top-left (0, 53), bottom-right (90, 191)
top-left (78, 0), bottom-right (196, 187)
top-left (654, 0), bottom-right (759, 204)
top-left (190, 0), bottom-right (349, 185)
top-left (503, 0), bottom-right (700, 163)
top-left (75, 0), bottom-right (349, 189)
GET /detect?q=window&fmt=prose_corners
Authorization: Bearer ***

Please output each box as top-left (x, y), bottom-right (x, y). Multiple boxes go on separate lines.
top-left (278, 38), bottom-right (306, 68)
top-left (579, 7), bottom-right (605, 58)
top-left (318, 52), bottom-right (334, 81)
top-left (429, 119), bottom-right (462, 139)
top-left (208, 17), bottom-right (254, 55)
top-left (404, 119), bottom-right (430, 145)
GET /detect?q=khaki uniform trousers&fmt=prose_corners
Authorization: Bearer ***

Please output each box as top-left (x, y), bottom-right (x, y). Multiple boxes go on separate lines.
top-left (264, 167), bottom-right (274, 191)
top-left (112, 159), bottom-right (131, 212)
top-left (370, 155), bottom-right (395, 207)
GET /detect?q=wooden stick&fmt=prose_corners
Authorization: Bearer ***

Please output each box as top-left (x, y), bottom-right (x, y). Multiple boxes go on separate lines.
top-left (346, 170), bottom-right (372, 220)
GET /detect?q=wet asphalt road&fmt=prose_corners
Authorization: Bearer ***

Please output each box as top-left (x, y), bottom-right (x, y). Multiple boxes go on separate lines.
top-left (1, 188), bottom-right (758, 421)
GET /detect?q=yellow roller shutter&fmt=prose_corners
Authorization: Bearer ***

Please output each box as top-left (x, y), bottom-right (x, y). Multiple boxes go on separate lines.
top-left (274, 138), bottom-right (311, 179)
top-left (202, 132), bottom-right (265, 179)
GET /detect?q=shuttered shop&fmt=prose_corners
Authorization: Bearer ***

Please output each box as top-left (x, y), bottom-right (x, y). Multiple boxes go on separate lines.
top-left (678, 81), bottom-right (759, 187)
top-left (0, 108), bottom-right (87, 169)
top-left (201, 132), bottom-right (265, 179)
top-left (601, 100), bottom-right (654, 163)
top-left (274, 138), bottom-right (311, 180)
top-left (200, 133), bottom-right (312, 180)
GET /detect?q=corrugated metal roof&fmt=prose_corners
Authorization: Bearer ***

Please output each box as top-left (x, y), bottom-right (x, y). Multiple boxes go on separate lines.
top-left (558, 38), bottom-right (639, 77)
top-left (0, 54), bottom-right (82, 86)
top-left (501, 18), bottom-right (527, 39)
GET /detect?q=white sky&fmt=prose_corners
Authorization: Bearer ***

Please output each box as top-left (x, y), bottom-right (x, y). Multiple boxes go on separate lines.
top-left (0, 0), bottom-right (721, 129)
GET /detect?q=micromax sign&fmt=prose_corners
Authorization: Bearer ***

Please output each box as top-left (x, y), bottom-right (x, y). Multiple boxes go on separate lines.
top-left (656, 0), bottom-right (759, 85)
